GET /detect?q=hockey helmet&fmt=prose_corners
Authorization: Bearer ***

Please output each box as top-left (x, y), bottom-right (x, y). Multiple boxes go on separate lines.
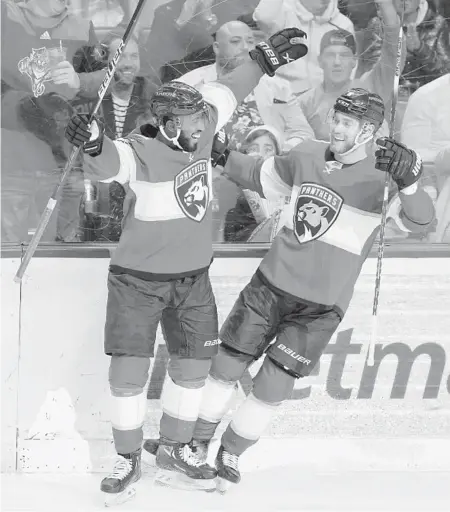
top-left (333, 88), bottom-right (385, 130)
top-left (150, 81), bottom-right (209, 125)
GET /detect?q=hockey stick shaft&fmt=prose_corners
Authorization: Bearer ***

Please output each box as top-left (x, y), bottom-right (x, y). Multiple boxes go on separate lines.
top-left (14, 0), bottom-right (148, 283)
top-left (368, 3), bottom-right (405, 365)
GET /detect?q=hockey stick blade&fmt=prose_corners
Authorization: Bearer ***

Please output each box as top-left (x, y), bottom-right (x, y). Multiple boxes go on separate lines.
top-left (14, 0), bottom-right (148, 283)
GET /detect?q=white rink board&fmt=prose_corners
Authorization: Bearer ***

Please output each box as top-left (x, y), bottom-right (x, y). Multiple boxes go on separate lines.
top-left (1, 257), bottom-right (450, 473)
top-left (1, 259), bottom-right (21, 471)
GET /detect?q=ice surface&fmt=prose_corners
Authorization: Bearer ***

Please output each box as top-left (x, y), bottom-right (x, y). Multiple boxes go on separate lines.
top-left (3, 468), bottom-right (450, 512)
top-left (3, 437), bottom-right (450, 512)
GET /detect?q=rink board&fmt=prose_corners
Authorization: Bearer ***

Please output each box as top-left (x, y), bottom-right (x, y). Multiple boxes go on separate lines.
top-left (1, 256), bottom-right (450, 473)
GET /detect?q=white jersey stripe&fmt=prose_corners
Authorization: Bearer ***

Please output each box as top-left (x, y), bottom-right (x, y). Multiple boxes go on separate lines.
top-left (199, 81), bottom-right (238, 133)
top-left (260, 157), bottom-right (293, 201)
top-left (130, 180), bottom-right (186, 222)
top-left (100, 140), bottom-right (136, 185)
top-left (281, 196), bottom-right (381, 255)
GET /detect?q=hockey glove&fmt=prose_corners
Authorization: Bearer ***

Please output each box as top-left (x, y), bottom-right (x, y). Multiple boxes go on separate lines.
top-left (375, 137), bottom-right (423, 190)
top-left (211, 129), bottom-right (230, 168)
top-left (65, 114), bottom-right (105, 157)
top-left (250, 28), bottom-right (308, 77)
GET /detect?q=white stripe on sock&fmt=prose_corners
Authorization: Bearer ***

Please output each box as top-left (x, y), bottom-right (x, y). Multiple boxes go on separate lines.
top-left (230, 393), bottom-right (278, 441)
top-left (198, 376), bottom-right (236, 423)
top-left (161, 377), bottom-right (203, 422)
top-left (110, 392), bottom-right (147, 430)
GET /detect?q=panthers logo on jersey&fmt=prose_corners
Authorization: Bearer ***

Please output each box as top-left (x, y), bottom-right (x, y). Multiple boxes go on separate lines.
top-left (293, 183), bottom-right (343, 243)
top-left (174, 159), bottom-right (210, 222)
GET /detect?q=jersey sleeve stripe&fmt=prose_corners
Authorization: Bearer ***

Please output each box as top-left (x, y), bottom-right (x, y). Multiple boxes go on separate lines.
top-left (199, 82), bottom-right (238, 133)
top-left (100, 140), bottom-right (136, 184)
top-left (260, 157), bottom-right (293, 200)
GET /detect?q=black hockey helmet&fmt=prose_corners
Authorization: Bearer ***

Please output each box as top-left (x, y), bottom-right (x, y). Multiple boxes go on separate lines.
top-left (333, 88), bottom-right (385, 130)
top-left (150, 81), bottom-right (209, 125)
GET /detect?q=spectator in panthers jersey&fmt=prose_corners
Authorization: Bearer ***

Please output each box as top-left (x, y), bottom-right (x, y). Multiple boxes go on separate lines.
top-left (1, 0), bottom-right (106, 242)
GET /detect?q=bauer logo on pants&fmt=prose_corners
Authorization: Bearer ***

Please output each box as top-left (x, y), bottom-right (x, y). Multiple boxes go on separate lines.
top-left (293, 183), bottom-right (343, 244)
top-left (174, 159), bottom-right (209, 222)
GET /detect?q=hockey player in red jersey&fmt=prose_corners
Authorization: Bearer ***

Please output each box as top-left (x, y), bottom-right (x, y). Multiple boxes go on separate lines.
top-left (64, 28), bottom-right (307, 500)
top-left (181, 88), bottom-right (434, 490)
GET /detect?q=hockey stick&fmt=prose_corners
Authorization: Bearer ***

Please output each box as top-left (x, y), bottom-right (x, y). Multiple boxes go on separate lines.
top-left (367, 0), bottom-right (405, 365)
top-left (14, 0), bottom-right (148, 283)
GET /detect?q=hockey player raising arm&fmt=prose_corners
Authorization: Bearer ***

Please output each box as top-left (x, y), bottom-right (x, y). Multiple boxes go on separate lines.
top-left (181, 88), bottom-right (435, 491)
top-left (63, 29), bottom-right (307, 502)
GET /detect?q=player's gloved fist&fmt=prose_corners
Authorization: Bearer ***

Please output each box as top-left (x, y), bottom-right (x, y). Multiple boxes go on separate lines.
top-left (375, 137), bottom-right (423, 190)
top-left (65, 113), bottom-right (105, 157)
top-left (211, 129), bottom-right (230, 168)
top-left (250, 28), bottom-right (308, 77)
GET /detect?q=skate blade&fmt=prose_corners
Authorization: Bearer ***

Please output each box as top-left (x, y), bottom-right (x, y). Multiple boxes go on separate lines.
top-left (154, 468), bottom-right (216, 493)
top-left (103, 486), bottom-right (136, 507)
top-left (215, 476), bottom-right (235, 495)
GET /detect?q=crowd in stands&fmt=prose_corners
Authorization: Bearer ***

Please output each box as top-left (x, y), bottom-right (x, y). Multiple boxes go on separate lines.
top-left (1, 0), bottom-right (449, 245)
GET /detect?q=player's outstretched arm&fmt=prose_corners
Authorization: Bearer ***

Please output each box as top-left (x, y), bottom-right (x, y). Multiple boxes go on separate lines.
top-left (216, 28), bottom-right (308, 106)
top-left (65, 113), bottom-right (134, 184)
top-left (375, 137), bottom-right (435, 232)
top-left (211, 130), bottom-right (293, 201)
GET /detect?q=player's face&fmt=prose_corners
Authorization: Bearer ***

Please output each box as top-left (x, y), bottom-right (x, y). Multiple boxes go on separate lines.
top-left (111, 39), bottom-right (140, 86)
top-left (329, 111), bottom-right (362, 154)
top-left (299, 0), bottom-right (330, 16)
top-left (177, 110), bottom-right (208, 152)
top-left (246, 134), bottom-right (277, 160)
top-left (215, 26), bottom-right (255, 72)
top-left (319, 46), bottom-right (356, 85)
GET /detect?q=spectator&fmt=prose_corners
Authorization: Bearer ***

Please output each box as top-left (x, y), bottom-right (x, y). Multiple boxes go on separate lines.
top-left (400, 73), bottom-right (450, 221)
top-left (253, 0), bottom-right (355, 95)
top-left (281, 0), bottom-right (401, 148)
top-left (1, 0), bottom-right (106, 127)
top-left (401, 73), bottom-right (450, 164)
top-left (213, 125), bottom-right (286, 242)
top-left (140, 0), bottom-right (260, 83)
top-left (356, 0), bottom-right (450, 93)
top-left (1, 0), bottom-right (107, 242)
top-left (99, 33), bottom-right (156, 140)
top-left (159, 12), bottom-right (265, 83)
top-left (176, 20), bottom-right (296, 150)
top-left (81, 33), bottom-right (158, 242)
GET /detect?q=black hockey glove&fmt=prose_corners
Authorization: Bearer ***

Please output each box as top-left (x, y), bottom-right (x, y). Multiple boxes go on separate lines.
top-left (250, 28), bottom-right (308, 77)
top-left (65, 114), bottom-right (105, 157)
top-left (375, 137), bottom-right (423, 190)
top-left (211, 129), bottom-right (230, 168)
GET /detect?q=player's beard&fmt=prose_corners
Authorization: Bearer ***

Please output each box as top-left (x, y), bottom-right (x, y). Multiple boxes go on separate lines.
top-left (330, 136), bottom-right (355, 155)
top-left (178, 129), bottom-right (198, 153)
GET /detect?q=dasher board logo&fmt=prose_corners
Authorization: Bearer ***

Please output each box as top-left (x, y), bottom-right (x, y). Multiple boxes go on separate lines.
top-left (294, 183), bottom-right (343, 243)
top-left (174, 159), bottom-right (209, 222)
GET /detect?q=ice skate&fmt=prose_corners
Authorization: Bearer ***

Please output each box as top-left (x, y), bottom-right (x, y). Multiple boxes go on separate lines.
top-left (143, 438), bottom-right (210, 463)
top-left (101, 449), bottom-right (141, 507)
top-left (215, 445), bottom-right (241, 494)
top-left (154, 442), bottom-right (216, 492)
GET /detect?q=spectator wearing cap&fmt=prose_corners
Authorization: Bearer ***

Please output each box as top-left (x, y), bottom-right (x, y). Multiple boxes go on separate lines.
top-left (281, 0), bottom-right (402, 149)
top-left (252, 0), bottom-right (355, 96)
